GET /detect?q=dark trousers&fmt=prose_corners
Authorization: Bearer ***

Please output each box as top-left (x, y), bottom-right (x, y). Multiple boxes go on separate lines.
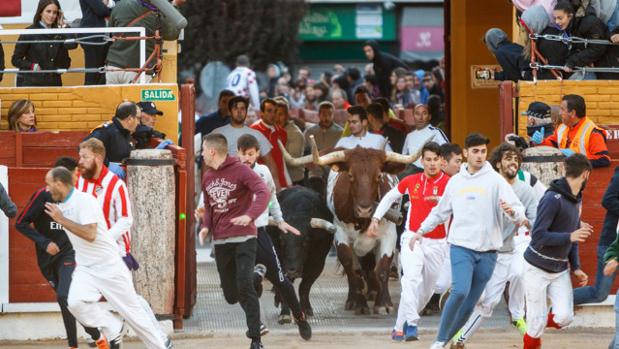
top-left (214, 238), bottom-right (261, 338)
top-left (255, 227), bottom-right (302, 318)
top-left (82, 42), bottom-right (109, 85)
top-left (45, 252), bottom-right (100, 347)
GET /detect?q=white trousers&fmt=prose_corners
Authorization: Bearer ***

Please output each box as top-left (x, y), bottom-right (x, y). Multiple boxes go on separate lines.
top-left (67, 261), bottom-right (166, 349)
top-left (395, 234), bottom-right (447, 330)
top-left (458, 249), bottom-right (526, 342)
top-left (524, 261), bottom-right (574, 338)
top-left (435, 249), bottom-right (451, 295)
top-left (105, 65), bottom-right (153, 85)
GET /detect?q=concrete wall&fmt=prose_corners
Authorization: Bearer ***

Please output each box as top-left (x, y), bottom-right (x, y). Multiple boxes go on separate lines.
top-left (518, 80), bottom-right (619, 137)
top-left (0, 84), bottom-right (179, 142)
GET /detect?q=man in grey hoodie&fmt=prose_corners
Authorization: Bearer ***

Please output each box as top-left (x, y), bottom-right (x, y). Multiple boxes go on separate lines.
top-left (451, 143), bottom-right (538, 348)
top-left (410, 133), bottom-right (525, 349)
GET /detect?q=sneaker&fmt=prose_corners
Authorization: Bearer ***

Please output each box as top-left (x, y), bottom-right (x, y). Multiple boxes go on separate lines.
top-left (391, 329), bottom-right (404, 341)
top-left (429, 341), bottom-right (446, 349)
top-left (165, 336), bottom-right (174, 349)
top-left (450, 342), bottom-right (466, 349)
top-left (250, 339), bottom-right (264, 349)
top-left (246, 323), bottom-right (269, 338)
top-left (451, 329), bottom-right (463, 343)
top-left (94, 337), bottom-right (110, 349)
top-left (87, 337), bottom-right (97, 348)
top-left (109, 336), bottom-right (122, 349)
top-left (404, 322), bottom-right (418, 341)
top-left (512, 318), bottom-right (528, 335)
top-left (254, 264), bottom-right (267, 278)
top-left (295, 312), bottom-right (312, 341)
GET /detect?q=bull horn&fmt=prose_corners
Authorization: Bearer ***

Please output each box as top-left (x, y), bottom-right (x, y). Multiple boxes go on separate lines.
top-left (310, 135), bottom-right (346, 166)
top-left (278, 140), bottom-right (313, 166)
top-left (384, 135), bottom-right (434, 164)
top-left (310, 218), bottom-right (336, 234)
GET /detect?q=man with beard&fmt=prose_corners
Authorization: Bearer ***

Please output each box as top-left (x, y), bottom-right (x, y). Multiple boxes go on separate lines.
top-left (521, 154), bottom-right (591, 349)
top-left (43, 166), bottom-right (168, 349)
top-left (451, 143), bottom-right (538, 348)
top-left (75, 138), bottom-right (172, 349)
top-left (15, 158), bottom-right (104, 349)
top-left (213, 96), bottom-right (282, 191)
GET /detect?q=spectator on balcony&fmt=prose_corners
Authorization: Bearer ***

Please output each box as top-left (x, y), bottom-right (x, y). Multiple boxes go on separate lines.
top-left (553, 0), bottom-right (608, 79)
top-left (274, 97), bottom-right (305, 185)
top-left (85, 101), bottom-right (140, 175)
top-left (8, 99), bottom-right (37, 132)
top-left (12, 0), bottom-right (75, 87)
top-left (105, 0), bottom-right (182, 84)
top-left (483, 28), bottom-right (526, 82)
top-left (133, 101), bottom-right (167, 149)
top-left (533, 94), bottom-right (610, 167)
top-left (363, 40), bottom-right (409, 98)
top-left (79, 0), bottom-right (112, 85)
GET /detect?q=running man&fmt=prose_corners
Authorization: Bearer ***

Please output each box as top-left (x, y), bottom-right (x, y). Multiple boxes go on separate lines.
top-left (236, 134), bottom-right (312, 340)
top-left (523, 154), bottom-right (591, 349)
top-left (409, 133), bottom-right (525, 349)
top-left (75, 138), bottom-right (171, 348)
top-left (369, 142), bottom-right (450, 342)
top-left (44, 166), bottom-right (168, 349)
top-left (15, 158), bottom-right (104, 349)
top-left (199, 133), bottom-right (270, 349)
top-left (452, 143), bottom-right (538, 348)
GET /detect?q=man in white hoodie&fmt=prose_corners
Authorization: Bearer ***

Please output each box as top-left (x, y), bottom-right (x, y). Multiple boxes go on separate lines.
top-left (409, 133), bottom-right (525, 349)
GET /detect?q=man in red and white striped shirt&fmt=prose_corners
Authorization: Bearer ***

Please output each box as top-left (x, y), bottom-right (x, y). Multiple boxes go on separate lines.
top-left (76, 138), bottom-right (171, 349)
top-left (76, 138), bottom-right (132, 262)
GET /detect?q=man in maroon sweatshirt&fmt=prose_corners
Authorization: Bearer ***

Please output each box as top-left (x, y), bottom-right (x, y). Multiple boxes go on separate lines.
top-left (199, 133), bottom-right (270, 349)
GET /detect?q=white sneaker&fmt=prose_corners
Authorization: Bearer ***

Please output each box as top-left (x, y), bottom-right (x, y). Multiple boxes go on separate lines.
top-left (430, 341), bottom-right (446, 349)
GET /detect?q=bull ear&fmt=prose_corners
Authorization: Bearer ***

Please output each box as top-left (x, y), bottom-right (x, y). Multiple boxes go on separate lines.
top-left (382, 162), bottom-right (406, 175)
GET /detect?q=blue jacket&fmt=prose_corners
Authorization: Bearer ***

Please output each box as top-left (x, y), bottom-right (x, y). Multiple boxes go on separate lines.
top-left (524, 178), bottom-right (582, 273)
top-left (600, 166), bottom-right (619, 246)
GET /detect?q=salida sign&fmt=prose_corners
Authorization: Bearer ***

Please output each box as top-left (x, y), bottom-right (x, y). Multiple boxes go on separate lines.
top-left (141, 89), bottom-right (176, 101)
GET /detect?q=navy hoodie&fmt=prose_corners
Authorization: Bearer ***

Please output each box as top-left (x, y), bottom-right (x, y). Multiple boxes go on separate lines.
top-left (524, 178), bottom-right (581, 273)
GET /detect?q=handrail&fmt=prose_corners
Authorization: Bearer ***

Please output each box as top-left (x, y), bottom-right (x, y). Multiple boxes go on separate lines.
top-left (0, 27), bottom-right (147, 84)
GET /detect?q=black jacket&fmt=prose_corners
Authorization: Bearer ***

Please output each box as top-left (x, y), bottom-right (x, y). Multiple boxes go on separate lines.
top-left (79, 0), bottom-right (112, 28)
top-left (11, 23), bottom-right (75, 87)
top-left (529, 27), bottom-right (571, 80)
top-left (564, 14), bottom-right (608, 69)
top-left (597, 27), bottom-right (619, 80)
top-left (86, 117), bottom-right (134, 164)
top-left (15, 188), bottom-right (74, 279)
top-left (0, 42), bottom-right (4, 82)
top-left (493, 42), bottom-right (526, 81)
top-left (366, 40), bottom-right (409, 98)
top-left (524, 178), bottom-right (582, 273)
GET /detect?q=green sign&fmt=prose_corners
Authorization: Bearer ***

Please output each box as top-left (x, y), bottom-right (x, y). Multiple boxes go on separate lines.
top-left (298, 4), bottom-right (395, 42)
top-left (141, 89), bottom-right (176, 101)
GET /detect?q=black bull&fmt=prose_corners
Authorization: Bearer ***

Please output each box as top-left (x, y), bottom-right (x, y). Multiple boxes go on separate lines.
top-left (266, 186), bottom-right (335, 323)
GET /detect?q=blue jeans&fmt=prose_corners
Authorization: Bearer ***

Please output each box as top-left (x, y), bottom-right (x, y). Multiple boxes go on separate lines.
top-left (573, 245), bottom-right (617, 305)
top-left (436, 245), bottom-right (497, 342)
top-left (608, 2), bottom-right (619, 32)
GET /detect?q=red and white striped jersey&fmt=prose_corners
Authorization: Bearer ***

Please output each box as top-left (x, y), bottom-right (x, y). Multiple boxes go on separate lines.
top-left (76, 166), bottom-right (133, 256)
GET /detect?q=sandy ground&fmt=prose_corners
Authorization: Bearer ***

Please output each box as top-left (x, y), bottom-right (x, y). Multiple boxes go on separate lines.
top-left (0, 329), bottom-right (615, 349)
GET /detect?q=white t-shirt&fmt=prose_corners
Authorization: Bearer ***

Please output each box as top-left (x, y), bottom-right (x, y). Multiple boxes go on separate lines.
top-left (402, 125), bottom-right (449, 167)
top-left (335, 131), bottom-right (392, 151)
top-left (252, 164), bottom-right (283, 228)
top-left (212, 124), bottom-right (273, 156)
top-left (58, 189), bottom-right (121, 267)
top-left (226, 66), bottom-right (260, 110)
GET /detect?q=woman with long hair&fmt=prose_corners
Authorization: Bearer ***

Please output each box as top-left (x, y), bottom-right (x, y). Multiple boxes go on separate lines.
top-left (11, 0), bottom-right (75, 86)
top-left (8, 99), bottom-right (37, 132)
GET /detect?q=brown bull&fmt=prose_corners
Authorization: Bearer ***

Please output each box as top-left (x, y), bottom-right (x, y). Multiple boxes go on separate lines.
top-left (280, 136), bottom-right (421, 314)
